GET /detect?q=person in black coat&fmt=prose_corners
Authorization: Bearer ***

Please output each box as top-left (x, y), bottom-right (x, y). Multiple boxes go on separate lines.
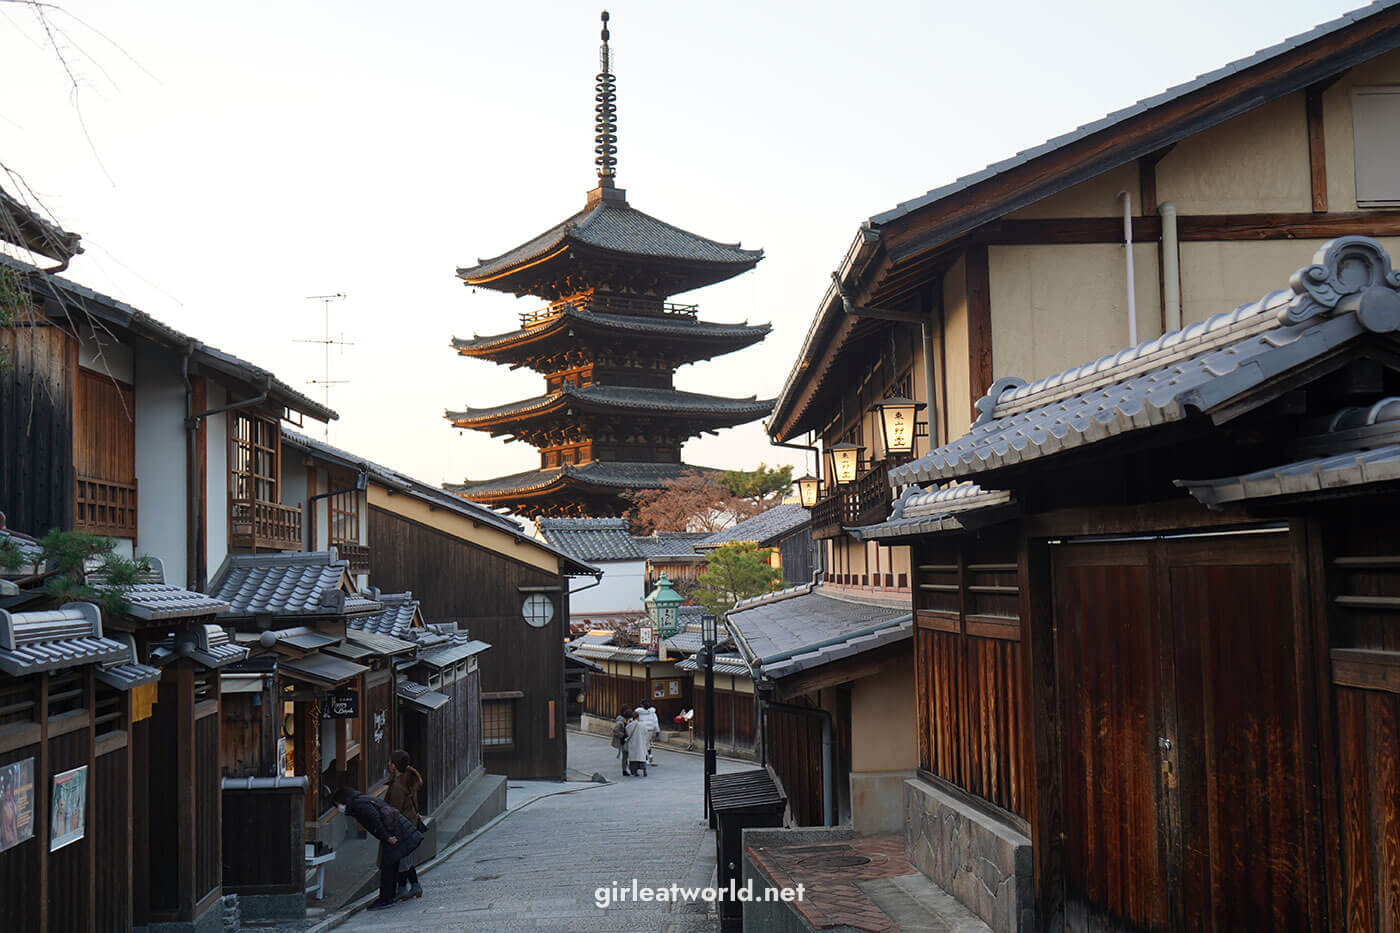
top-left (332, 785), bottom-right (425, 911)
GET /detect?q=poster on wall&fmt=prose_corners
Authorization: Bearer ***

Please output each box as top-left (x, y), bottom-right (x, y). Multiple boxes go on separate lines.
top-left (0, 757), bottom-right (35, 852)
top-left (49, 765), bottom-right (87, 852)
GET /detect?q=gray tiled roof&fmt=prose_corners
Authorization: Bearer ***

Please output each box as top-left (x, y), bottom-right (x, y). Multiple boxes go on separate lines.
top-left (449, 460), bottom-right (716, 499)
top-left (538, 518), bottom-right (643, 562)
top-left (415, 639), bottom-right (490, 670)
top-left (119, 583), bottom-right (230, 621)
top-left (567, 631), bottom-right (617, 648)
top-left (727, 586), bottom-right (911, 681)
top-left (892, 238), bottom-right (1400, 487)
top-left (345, 628), bottom-right (417, 657)
top-left (848, 484), bottom-right (1013, 542)
top-left (676, 653), bottom-right (750, 677)
top-left (187, 623), bottom-right (249, 669)
top-left (634, 532), bottom-right (710, 560)
top-left (207, 551), bottom-right (381, 619)
top-left (0, 185), bottom-right (82, 261)
top-left (571, 643), bottom-right (654, 663)
top-left (1, 254), bottom-right (335, 423)
top-left (0, 603), bottom-right (127, 676)
top-left (1177, 443), bottom-right (1400, 507)
top-left (268, 627), bottom-right (340, 652)
top-left (452, 309), bottom-right (770, 353)
top-left (398, 680), bottom-right (451, 711)
top-left (458, 197), bottom-right (762, 281)
top-left (446, 385), bottom-right (773, 424)
top-left (348, 592), bottom-right (422, 639)
top-left (662, 626), bottom-right (733, 655)
top-left (280, 652), bottom-right (368, 686)
top-left (96, 634), bottom-right (162, 691)
top-left (698, 504), bottom-right (810, 549)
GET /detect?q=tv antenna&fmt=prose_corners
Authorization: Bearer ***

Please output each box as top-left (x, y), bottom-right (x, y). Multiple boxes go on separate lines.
top-left (295, 293), bottom-right (351, 439)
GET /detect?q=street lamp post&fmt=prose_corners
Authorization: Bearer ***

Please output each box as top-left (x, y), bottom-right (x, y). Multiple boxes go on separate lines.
top-left (701, 612), bottom-right (717, 822)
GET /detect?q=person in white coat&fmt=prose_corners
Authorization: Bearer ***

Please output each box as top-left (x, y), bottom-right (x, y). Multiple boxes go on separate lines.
top-left (638, 703), bottom-right (660, 765)
top-left (624, 711), bottom-right (649, 777)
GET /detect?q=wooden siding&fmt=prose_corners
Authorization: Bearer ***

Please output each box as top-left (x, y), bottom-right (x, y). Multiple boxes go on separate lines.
top-left (764, 704), bottom-right (825, 826)
top-left (369, 506), bottom-right (566, 779)
top-left (777, 528), bottom-right (815, 586)
top-left (46, 726), bottom-right (90, 933)
top-left (692, 680), bottom-right (756, 748)
top-left (0, 740), bottom-right (43, 931)
top-left (400, 666), bottom-right (483, 813)
top-left (913, 535), bottom-right (1029, 818)
top-left (222, 785), bottom-right (305, 896)
top-left (195, 713), bottom-right (220, 901)
top-left (0, 317), bottom-right (75, 536)
top-left (582, 670), bottom-right (649, 720)
top-left (93, 745), bottom-right (130, 931)
top-left (364, 674), bottom-right (393, 789)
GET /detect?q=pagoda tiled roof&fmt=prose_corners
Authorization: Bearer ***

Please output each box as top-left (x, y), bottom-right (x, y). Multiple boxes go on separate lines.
top-left (447, 460), bottom-right (716, 500)
top-left (457, 195), bottom-right (762, 288)
top-left (445, 385), bottom-right (773, 428)
top-left (451, 307), bottom-right (770, 356)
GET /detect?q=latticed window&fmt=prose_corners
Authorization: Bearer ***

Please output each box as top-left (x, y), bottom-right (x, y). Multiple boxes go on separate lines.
top-left (231, 413), bottom-right (279, 502)
top-left (328, 481), bottom-right (360, 546)
top-left (482, 700), bottom-right (515, 748)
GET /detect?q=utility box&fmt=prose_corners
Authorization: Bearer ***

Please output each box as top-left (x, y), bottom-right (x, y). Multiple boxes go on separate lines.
top-left (710, 768), bottom-right (787, 931)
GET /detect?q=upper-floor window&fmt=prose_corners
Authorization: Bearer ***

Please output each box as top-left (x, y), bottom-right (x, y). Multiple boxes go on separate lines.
top-left (328, 477), bottom-right (360, 546)
top-left (231, 412), bottom-right (279, 503)
top-left (1353, 87), bottom-right (1400, 208)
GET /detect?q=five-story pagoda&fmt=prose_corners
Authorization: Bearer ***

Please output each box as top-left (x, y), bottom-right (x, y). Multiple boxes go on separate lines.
top-left (447, 12), bottom-right (773, 518)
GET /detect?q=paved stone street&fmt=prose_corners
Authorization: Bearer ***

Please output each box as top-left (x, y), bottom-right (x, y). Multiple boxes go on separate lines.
top-left (334, 730), bottom-right (748, 931)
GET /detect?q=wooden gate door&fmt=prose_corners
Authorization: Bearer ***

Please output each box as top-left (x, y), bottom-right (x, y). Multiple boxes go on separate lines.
top-left (1050, 532), bottom-right (1318, 932)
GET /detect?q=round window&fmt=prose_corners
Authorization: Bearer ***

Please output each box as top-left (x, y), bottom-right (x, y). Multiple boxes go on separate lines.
top-left (522, 594), bottom-right (555, 628)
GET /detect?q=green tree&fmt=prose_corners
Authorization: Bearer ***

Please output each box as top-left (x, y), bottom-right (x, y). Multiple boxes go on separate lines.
top-left (694, 542), bottom-right (783, 616)
top-left (38, 530), bottom-right (150, 616)
top-left (718, 463), bottom-right (794, 515)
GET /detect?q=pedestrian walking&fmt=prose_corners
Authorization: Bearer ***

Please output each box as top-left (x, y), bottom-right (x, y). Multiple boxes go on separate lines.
top-left (611, 707), bottom-right (632, 775)
top-left (624, 710), bottom-right (649, 776)
top-left (332, 785), bottom-right (424, 911)
top-left (638, 703), bottom-right (660, 765)
top-left (385, 749), bottom-right (426, 901)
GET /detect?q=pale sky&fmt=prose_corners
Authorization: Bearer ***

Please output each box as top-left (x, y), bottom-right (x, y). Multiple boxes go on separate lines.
top-left (0, 0), bottom-right (1361, 490)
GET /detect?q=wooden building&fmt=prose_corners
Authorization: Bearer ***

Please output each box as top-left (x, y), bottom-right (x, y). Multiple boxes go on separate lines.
top-left (446, 13), bottom-right (771, 517)
top-left (695, 503), bottom-right (817, 587)
top-left (676, 653), bottom-right (756, 755)
top-left (854, 236), bottom-right (1400, 931)
top-left (398, 629), bottom-right (490, 812)
top-left (573, 643), bottom-right (693, 732)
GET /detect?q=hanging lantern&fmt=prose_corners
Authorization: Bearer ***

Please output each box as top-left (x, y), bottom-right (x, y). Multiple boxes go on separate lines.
top-left (869, 396), bottom-right (927, 457)
top-left (643, 572), bottom-right (683, 637)
top-left (794, 474), bottom-right (821, 507)
top-left (826, 442), bottom-right (864, 486)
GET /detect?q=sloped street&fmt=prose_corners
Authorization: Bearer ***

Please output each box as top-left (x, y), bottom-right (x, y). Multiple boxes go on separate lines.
top-left (332, 731), bottom-right (748, 931)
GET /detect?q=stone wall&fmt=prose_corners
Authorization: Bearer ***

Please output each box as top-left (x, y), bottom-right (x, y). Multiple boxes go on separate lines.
top-left (903, 777), bottom-right (1032, 933)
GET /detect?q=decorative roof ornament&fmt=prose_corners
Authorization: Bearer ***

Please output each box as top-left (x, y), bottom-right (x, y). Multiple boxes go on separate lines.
top-left (594, 10), bottom-right (618, 181)
top-left (1283, 235), bottom-right (1400, 331)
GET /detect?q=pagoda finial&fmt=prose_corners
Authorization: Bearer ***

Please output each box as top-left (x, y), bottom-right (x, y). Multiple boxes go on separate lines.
top-left (594, 10), bottom-right (618, 182)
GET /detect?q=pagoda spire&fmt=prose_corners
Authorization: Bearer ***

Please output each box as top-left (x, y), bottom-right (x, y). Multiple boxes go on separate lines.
top-left (594, 11), bottom-right (618, 183)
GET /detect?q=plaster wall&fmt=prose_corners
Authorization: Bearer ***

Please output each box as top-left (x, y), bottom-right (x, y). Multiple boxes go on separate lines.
top-left (1004, 162), bottom-right (1141, 220)
top-left (989, 243), bottom-right (1163, 386)
top-left (204, 383), bottom-right (228, 584)
top-left (942, 256), bottom-right (973, 439)
top-left (76, 324), bottom-right (134, 384)
top-left (569, 558), bottom-right (646, 615)
top-left (851, 653), bottom-right (917, 773)
top-left (280, 458), bottom-right (309, 546)
top-left (1321, 48), bottom-right (1400, 212)
top-left (1155, 93), bottom-right (1312, 214)
top-left (132, 342), bottom-right (187, 585)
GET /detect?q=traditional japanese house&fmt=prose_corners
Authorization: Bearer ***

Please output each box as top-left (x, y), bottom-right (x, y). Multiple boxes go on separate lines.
top-left (754, 0), bottom-right (1400, 912)
top-left (839, 236), bottom-right (1400, 932)
top-left (352, 453), bottom-right (598, 780)
top-left (572, 641), bottom-right (692, 733)
top-left (695, 503), bottom-right (817, 587)
top-left (446, 13), bottom-right (772, 517)
top-left (398, 626), bottom-right (491, 816)
top-left (537, 518), bottom-right (648, 618)
top-left (206, 550), bottom-right (384, 842)
top-left (676, 652), bottom-right (755, 756)
top-left (637, 533), bottom-right (710, 592)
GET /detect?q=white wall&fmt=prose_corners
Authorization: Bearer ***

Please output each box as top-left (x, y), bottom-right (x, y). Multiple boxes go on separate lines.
top-left (132, 342), bottom-right (188, 586)
top-left (204, 382), bottom-right (229, 582)
top-left (569, 559), bottom-right (647, 616)
top-left (76, 324), bottom-right (134, 384)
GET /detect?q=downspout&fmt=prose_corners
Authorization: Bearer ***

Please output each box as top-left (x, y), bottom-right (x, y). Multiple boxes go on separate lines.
top-left (181, 347), bottom-right (199, 591)
top-left (1119, 191), bottom-right (1138, 346)
top-left (922, 287), bottom-right (939, 448)
top-left (1158, 201), bottom-right (1181, 333)
top-left (762, 699), bottom-right (835, 826)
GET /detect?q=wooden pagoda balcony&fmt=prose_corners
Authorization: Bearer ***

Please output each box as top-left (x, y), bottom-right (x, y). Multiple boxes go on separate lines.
top-left (810, 463), bottom-right (894, 540)
top-left (73, 474), bottom-right (138, 538)
top-left (519, 294), bottom-right (700, 327)
top-left (231, 498), bottom-right (302, 551)
top-left (335, 541), bottom-right (371, 575)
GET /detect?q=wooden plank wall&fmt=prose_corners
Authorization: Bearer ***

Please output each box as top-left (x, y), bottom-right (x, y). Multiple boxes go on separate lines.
top-left (0, 317), bottom-right (75, 536)
top-left (74, 367), bottom-right (134, 482)
top-left (46, 726), bottom-right (90, 933)
top-left (1326, 505), bottom-right (1400, 932)
top-left (364, 674), bottom-right (392, 787)
top-left (369, 506), bottom-right (566, 779)
top-left (582, 671), bottom-right (649, 719)
top-left (0, 738), bottom-right (43, 930)
top-left (913, 535), bottom-right (1029, 818)
top-left (93, 745), bottom-right (130, 932)
top-left (764, 704), bottom-right (825, 826)
top-left (195, 712), bottom-right (220, 902)
top-left (221, 787), bottom-right (304, 896)
top-left (777, 529), bottom-right (815, 586)
top-left (692, 684), bottom-right (755, 748)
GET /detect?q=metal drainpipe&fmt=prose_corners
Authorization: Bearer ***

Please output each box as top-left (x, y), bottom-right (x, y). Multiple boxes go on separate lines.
top-left (1120, 191), bottom-right (1138, 346)
top-left (180, 347), bottom-right (199, 591)
top-left (1159, 201), bottom-right (1181, 333)
top-left (762, 699), bottom-right (836, 826)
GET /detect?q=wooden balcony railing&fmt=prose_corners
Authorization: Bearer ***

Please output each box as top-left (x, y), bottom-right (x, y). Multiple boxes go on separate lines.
top-left (335, 542), bottom-right (371, 575)
top-left (231, 498), bottom-right (302, 551)
top-left (74, 474), bottom-right (138, 538)
top-left (519, 294), bottom-right (700, 327)
top-left (810, 463), bottom-right (894, 540)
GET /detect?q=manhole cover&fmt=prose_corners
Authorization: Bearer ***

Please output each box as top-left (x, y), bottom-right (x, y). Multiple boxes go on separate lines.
top-left (799, 854), bottom-right (871, 869)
